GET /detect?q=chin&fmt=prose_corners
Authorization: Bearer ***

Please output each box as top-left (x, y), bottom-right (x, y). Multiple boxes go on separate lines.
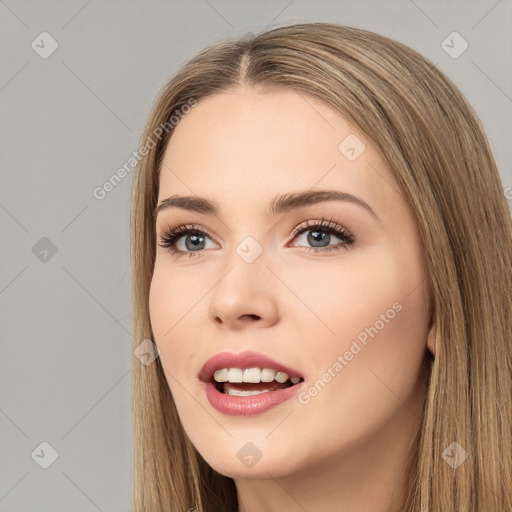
top-left (191, 438), bottom-right (294, 478)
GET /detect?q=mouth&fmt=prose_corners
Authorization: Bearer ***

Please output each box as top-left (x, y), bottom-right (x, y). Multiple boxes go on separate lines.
top-left (212, 367), bottom-right (304, 396)
top-left (198, 350), bottom-right (305, 415)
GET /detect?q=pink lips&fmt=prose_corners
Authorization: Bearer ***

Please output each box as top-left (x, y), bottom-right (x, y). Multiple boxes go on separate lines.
top-left (198, 350), bottom-right (304, 416)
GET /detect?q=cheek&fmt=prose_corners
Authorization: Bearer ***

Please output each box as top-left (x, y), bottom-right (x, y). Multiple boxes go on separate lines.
top-left (290, 246), bottom-right (428, 373)
top-left (284, 249), bottom-right (424, 343)
top-left (148, 264), bottom-right (197, 375)
top-left (292, 250), bottom-right (429, 431)
top-left (149, 260), bottom-right (199, 335)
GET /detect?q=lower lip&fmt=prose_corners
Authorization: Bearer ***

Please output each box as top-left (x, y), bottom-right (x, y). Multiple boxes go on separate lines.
top-left (202, 380), bottom-right (303, 416)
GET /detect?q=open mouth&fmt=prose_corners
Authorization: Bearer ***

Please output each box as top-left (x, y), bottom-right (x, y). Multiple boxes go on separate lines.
top-left (201, 359), bottom-right (306, 415)
top-left (199, 352), bottom-right (306, 409)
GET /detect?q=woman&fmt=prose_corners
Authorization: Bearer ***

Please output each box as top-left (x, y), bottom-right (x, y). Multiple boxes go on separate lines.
top-left (130, 22), bottom-right (512, 512)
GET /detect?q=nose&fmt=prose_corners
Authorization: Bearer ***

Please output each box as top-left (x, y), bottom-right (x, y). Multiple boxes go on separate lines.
top-left (207, 254), bottom-right (279, 331)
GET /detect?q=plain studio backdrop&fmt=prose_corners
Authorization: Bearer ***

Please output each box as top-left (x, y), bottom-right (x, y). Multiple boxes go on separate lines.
top-left (0, 1), bottom-right (511, 511)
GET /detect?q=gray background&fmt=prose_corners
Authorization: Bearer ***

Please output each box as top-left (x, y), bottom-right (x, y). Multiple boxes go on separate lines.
top-left (1, 1), bottom-right (510, 511)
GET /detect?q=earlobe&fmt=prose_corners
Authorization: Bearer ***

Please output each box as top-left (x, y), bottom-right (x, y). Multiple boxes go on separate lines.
top-left (427, 324), bottom-right (437, 356)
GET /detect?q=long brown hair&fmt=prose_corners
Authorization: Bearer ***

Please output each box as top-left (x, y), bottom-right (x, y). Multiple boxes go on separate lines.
top-left (130, 22), bottom-right (512, 511)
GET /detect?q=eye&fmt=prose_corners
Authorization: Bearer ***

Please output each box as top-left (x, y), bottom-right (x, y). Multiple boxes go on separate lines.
top-left (157, 217), bottom-right (355, 259)
top-left (158, 224), bottom-right (216, 259)
top-left (288, 217), bottom-right (355, 254)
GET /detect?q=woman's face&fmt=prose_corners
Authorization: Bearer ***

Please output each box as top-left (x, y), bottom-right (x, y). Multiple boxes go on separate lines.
top-left (149, 87), bottom-right (433, 479)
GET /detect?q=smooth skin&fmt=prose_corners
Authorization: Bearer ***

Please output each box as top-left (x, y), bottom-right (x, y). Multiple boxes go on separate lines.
top-left (149, 86), bottom-right (436, 512)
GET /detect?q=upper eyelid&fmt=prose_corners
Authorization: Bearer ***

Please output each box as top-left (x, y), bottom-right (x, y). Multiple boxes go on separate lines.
top-left (158, 219), bottom-right (352, 244)
top-left (291, 219), bottom-right (352, 236)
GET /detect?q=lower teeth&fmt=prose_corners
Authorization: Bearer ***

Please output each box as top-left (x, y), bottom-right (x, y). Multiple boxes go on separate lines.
top-left (226, 389), bottom-right (272, 397)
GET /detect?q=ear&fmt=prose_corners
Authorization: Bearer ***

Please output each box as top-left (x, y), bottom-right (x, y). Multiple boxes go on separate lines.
top-left (426, 323), bottom-right (437, 356)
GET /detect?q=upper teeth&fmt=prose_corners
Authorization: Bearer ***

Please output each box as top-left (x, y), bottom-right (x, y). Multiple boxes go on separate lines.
top-left (214, 367), bottom-right (301, 385)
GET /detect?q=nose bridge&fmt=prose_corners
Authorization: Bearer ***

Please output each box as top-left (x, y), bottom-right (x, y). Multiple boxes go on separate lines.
top-left (218, 213), bottom-right (272, 271)
top-left (207, 233), bottom-right (279, 328)
top-left (217, 233), bottom-right (269, 298)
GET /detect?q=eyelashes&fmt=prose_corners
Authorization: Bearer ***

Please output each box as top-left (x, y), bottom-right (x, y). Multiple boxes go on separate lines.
top-left (157, 217), bottom-right (355, 260)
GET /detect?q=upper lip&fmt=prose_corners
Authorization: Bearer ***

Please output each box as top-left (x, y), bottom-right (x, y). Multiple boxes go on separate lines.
top-left (198, 350), bottom-right (303, 382)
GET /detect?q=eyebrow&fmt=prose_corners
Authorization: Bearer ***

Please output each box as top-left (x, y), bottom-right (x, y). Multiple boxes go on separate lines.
top-left (153, 189), bottom-right (380, 222)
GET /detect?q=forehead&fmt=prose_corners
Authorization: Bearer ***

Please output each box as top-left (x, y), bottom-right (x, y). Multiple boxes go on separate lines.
top-left (158, 87), bottom-right (402, 223)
